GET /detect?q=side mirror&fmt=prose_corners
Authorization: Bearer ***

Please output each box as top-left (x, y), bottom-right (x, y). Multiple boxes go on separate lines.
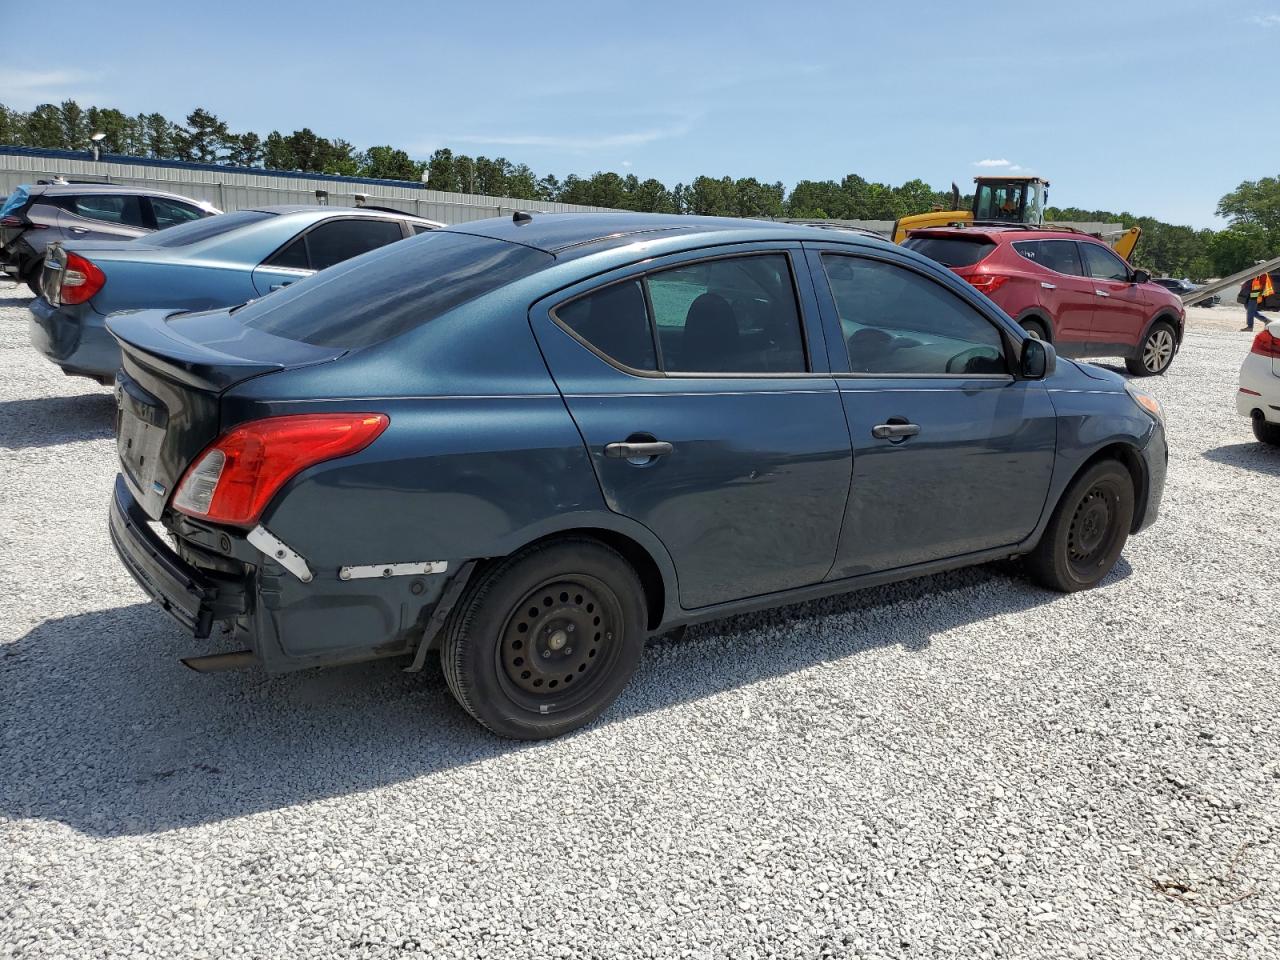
top-left (1021, 337), bottom-right (1056, 379)
top-left (1132, 269), bottom-right (1150, 284)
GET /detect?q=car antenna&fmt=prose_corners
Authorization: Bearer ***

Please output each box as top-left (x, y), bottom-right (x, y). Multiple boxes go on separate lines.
top-left (512, 210), bottom-right (533, 225)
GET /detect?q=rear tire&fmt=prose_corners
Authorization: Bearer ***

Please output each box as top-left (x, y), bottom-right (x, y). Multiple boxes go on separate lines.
top-left (22, 257), bottom-right (44, 297)
top-left (1252, 411), bottom-right (1280, 446)
top-left (1126, 320), bottom-right (1176, 376)
top-left (440, 538), bottom-right (646, 739)
top-left (1027, 460), bottom-right (1135, 592)
top-left (1021, 318), bottom-right (1049, 341)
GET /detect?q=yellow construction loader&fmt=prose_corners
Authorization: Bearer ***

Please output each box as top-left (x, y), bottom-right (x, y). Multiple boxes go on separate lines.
top-left (891, 175), bottom-right (1141, 261)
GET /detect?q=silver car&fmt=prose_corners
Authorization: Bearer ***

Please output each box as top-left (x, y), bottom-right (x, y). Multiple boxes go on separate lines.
top-left (1, 182), bottom-right (220, 292)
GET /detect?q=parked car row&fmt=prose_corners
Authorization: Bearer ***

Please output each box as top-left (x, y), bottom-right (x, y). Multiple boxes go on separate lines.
top-left (2, 182), bottom-right (220, 292)
top-left (90, 211), bottom-right (1168, 738)
top-left (1151, 276), bottom-right (1219, 308)
top-left (29, 204), bottom-right (440, 383)
top-left (902, 225), bottom-right (1187, 377)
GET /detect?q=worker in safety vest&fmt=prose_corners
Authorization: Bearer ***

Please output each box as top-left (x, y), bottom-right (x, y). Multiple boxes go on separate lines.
top-left (1245, 269), bottom-right (1276, 332)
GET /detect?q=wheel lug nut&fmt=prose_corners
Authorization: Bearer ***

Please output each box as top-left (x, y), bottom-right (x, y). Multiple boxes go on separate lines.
top-left (564, 648), bottom-right (573, 656)
top-left (541, 650), bottom-right (551, 659)
top-left (566, 623), bottom-right (575, 633)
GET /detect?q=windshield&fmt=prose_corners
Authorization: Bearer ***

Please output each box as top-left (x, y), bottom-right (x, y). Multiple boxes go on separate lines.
top-left (974, 181), bottom-right (1043, 224)
top-left (237, 230), bottom-right (553, 349)
top-left (148, 209), bottom-right (274, 247)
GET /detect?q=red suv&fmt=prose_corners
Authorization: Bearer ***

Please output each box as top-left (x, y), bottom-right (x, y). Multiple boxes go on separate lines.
top-left (904, 227), bottom-right (1185, 376)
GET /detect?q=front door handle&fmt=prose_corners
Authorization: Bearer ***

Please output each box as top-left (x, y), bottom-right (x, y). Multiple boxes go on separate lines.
top-left (270, 281), bottom-right (295, 291)
top-left (871, 422), bottom-right (920, 440)
top-left (605, 440), bottom-right (673, 459)
top-left (70, 227), bottom-right (88, 234)
top-left (1095, 289), bottom-right (1110, 298)
top-left (1040, 281), bottom-right (1056, 290)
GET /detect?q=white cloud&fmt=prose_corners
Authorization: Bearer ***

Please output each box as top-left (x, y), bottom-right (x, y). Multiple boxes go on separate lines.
top-left (621, 160), bottom-right (632, 168)
top-left (433, 120), bottom-right (692, 153)
top-left (1249, 13), bottom-right (1280, 26)
top-left (975, 158), bottom-right (1012, 168)
top-left (0, 69), bottom-right (104, 108)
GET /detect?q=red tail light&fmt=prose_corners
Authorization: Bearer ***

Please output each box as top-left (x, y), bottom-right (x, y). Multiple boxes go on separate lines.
top-left (965, 274), bottom-right (1011, 295)
top-left (1, 215), bottom-right (26, 227)
top-left (172, 413), bottom-right (390, 527)
top-left (59, 251), bottom-right (106, 305)
top-left (1251, 328), bottom-right (1280, 359)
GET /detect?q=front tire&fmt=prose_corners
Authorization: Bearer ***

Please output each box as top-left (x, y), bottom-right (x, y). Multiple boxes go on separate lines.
top-left (1027, 460), bottom-right (1135, 592)
top-left (1126, 320), bottom-right (1176, 376)
top-left (1252, 411), bottom-right (1280, 446)
top-left (440, 538), bottom-right (646, 739)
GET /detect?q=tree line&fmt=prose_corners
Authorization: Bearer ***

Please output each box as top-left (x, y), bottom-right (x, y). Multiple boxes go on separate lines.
top-left (1, 100), bottom-right (1275, 280)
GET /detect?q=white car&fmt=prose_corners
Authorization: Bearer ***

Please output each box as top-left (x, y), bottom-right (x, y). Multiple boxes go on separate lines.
top-left (1238, 320), bottom-right (1280, 445)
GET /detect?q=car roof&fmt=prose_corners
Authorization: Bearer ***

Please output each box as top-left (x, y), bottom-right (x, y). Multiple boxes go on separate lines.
top-left (24, 182), bottom-right (210, 203)
top-left (908, 225), bottom-right (1098, 244)
top-left (248, 204), bottom-right (437, 223)
top-left (444, 212), bottom-right (868, 257)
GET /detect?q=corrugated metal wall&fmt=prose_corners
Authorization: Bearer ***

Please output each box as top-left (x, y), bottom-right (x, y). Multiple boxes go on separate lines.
top-left (0, 149), bottom-right (617, 224)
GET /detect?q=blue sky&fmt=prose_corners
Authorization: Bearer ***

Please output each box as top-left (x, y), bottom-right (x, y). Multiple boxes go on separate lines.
top-left (1, 0), bottom-right (1274, 228)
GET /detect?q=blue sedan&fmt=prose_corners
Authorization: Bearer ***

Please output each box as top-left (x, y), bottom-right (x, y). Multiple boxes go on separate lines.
top-left (106, 213), bottom-right (1167, 739)
top-left (28, 204), bottom-right (441, 383)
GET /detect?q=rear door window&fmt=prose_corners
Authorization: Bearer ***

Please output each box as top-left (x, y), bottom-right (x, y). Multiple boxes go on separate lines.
top-left (647, 254), bottom-right (806, 373)
top-left (821, 254), bottom-right (1007, 376)
top-left (1081, 243), bottom-right (1132, 282)
top-left (149, 197), bottom-right (208, 229)
top-left (902, 235), bottom-right (995, 268)
top-left (553, 253), bottom-right (809, 375)
top-left (1015, 239), bottom-right (1083, 276)
top-left (304, 218), bottom-right (406, 270)
top-left (70, 194), bottom-right (147, 228)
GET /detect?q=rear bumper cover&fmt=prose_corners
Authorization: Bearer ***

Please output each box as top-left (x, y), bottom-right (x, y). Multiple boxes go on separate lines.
top-left (28, 297), bottom-right (119, 380)
top-left (109, 475), bottom-right (247, 639)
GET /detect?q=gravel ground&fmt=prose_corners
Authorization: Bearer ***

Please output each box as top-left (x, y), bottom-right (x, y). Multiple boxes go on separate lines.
top-left (2, 288), bottom-right (1278, 959)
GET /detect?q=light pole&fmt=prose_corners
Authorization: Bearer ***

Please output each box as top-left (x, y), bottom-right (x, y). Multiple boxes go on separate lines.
top-left (89, 132), bottom-right (106, 162)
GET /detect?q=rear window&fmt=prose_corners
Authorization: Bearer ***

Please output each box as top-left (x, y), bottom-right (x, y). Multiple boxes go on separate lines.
top-left (903, 235), bottom-right (995, 268)
top-left (237, 230), bottom-right (553, 349)
top-left (148, 210), bottom-right (274, 248)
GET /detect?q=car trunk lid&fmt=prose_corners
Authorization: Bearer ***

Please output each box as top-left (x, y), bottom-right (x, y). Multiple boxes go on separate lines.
top-left (108, 307), bottom-right (345, 519)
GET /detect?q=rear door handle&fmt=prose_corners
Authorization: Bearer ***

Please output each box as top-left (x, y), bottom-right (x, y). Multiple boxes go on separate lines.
top-left (70, 227), bottom-right (88, 234)
top-left (605, 441), bottom-right (673, 459)
top-left (1040, 281), bottom-right (1056, 290)
top-left (871, 422), bottom-right (920, 440)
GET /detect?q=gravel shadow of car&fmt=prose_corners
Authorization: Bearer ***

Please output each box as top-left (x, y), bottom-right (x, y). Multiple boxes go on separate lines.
top-left (0, 287), bottom-right (32, 309)
top-left (0, 561), bottom-right (1122, 837)
top-left (0, 393), bottom-right (116, 450)
top-left (1201, 442), bottom-right (1280, 478)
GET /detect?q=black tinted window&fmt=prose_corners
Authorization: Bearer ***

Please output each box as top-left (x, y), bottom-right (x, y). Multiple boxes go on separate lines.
top-left (1014, 239), bottom-right (1083, 276)
top-left (151, 197), bottom-right (207, 229)
top-left (556, 280), bottom-right (656, 371)
top-left (647, 254), bottom-right (806, 373)
top-left (265, 237), bottom-right (309, 270)
top-left (903, 236), bottom-right (995, 268)
top-left (411, 223), bottom-right (436, 235)
top-left (149, 210), bottom-right (273, 247)
top-left (305, 218), bottom-right (405, 270)
top-left (239, 231), bottom-right (552, 348)
top-left (1082, 243), bottom-right (1131, 281)
top-left (821, 255), bottom-right (1006, 376)
top-left (72, 194), bottom-right (146, 228)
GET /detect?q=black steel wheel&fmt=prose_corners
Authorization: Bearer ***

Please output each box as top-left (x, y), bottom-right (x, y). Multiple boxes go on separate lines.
top-left (1126, 320), bottom-right (1177, 376)
top-left (440, 538), bottom-right (646, 739)
top-left (1027, 460), bottom-right (1135, 592)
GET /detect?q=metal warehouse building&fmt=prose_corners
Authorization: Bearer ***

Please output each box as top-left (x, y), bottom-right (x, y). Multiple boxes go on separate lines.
top-left (0, 146), bottom-right (613, 224)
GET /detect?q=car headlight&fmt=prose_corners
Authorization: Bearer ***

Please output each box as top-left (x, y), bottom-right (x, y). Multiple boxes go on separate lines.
top-left (1125, 380), bottom-right (1164, 425)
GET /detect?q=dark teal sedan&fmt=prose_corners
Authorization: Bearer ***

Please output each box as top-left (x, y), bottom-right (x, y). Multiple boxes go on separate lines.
top-left (107, 213), bottom-right (1167, 739)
